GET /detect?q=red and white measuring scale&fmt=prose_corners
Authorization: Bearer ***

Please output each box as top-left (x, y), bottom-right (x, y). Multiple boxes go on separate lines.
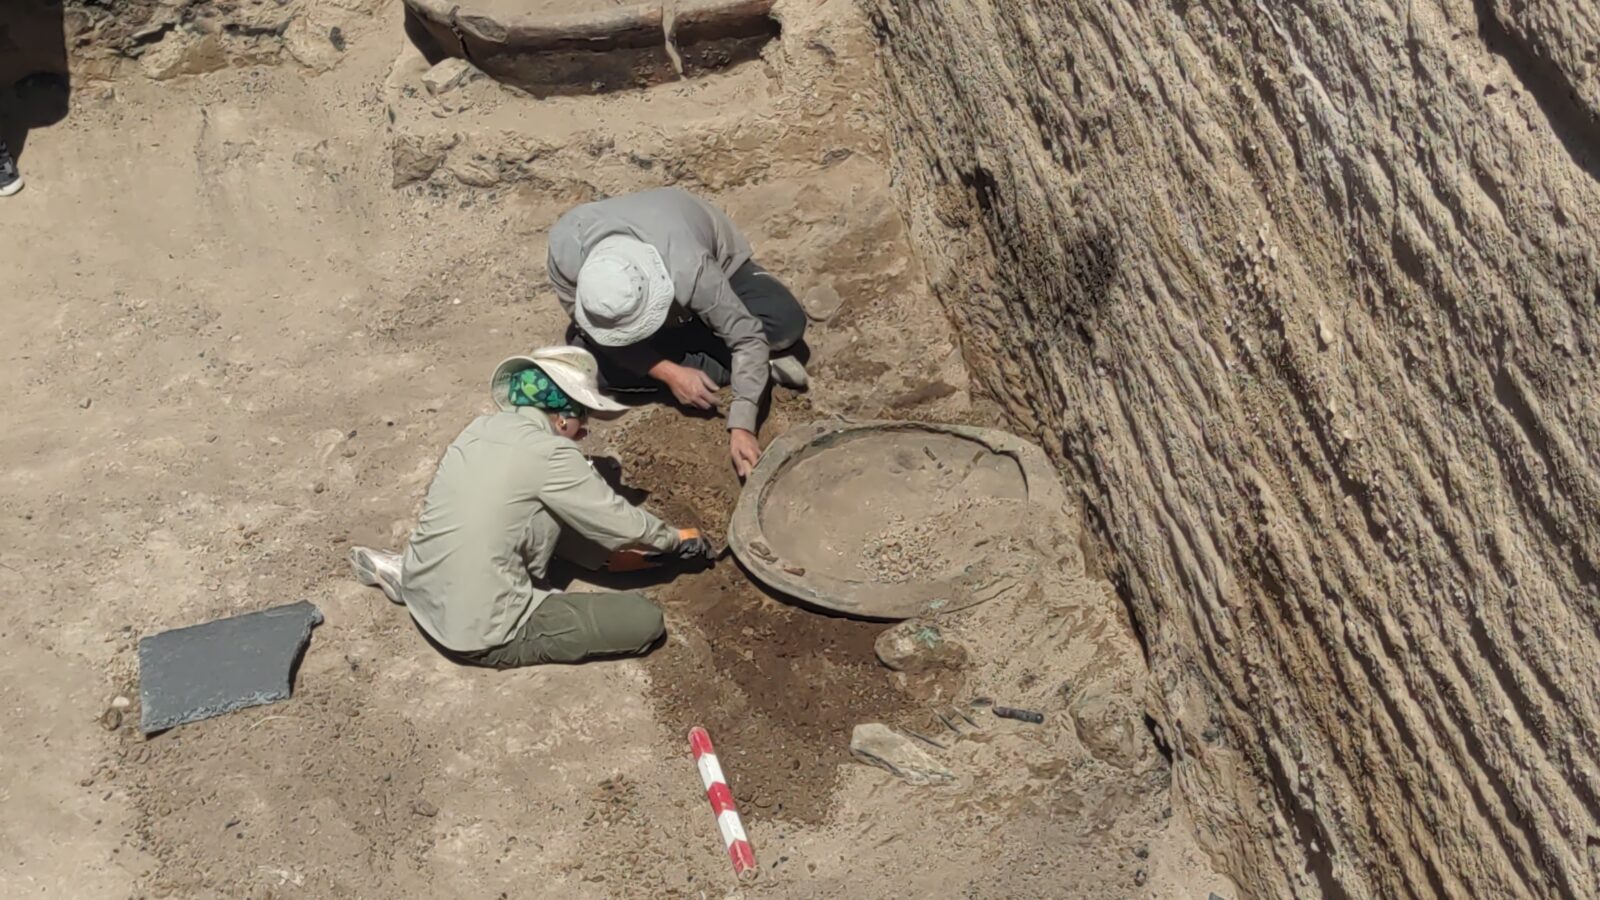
top-left (688, 726), bottom-right (758, 880)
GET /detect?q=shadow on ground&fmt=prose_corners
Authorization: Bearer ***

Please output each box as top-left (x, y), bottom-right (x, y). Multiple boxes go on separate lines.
top-left (0, 0), bottom-right (69, 161)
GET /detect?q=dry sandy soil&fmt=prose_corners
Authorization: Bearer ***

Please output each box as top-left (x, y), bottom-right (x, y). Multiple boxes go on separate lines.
top-left (3, 1), bottom-right (1232, 896)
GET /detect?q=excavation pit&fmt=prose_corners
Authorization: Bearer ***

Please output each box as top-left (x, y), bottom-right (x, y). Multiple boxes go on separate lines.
top-left (730, 421), bottom-right (1067, 620)
top-left (403, 0), bottom-right (781, 97)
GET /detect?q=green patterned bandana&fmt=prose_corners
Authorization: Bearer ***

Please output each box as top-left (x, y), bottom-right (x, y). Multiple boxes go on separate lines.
top-left (509, 366), bottom-right (586, 417)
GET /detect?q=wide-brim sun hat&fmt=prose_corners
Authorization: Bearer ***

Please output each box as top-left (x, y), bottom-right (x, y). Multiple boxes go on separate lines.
top-left (573, 235), bottom-right (675, 347)
top-left (490, 345), bottom-right (629, 415)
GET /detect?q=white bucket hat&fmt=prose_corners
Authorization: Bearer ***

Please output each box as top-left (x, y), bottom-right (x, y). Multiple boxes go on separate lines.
top-left (490, 345), bottom-right (629, 416)
top-left (574, 235), bottom-right (676, 347)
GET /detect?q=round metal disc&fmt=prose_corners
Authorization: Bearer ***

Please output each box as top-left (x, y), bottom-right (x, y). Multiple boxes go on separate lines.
top-left (729, 420), bottom-right (1067, 620)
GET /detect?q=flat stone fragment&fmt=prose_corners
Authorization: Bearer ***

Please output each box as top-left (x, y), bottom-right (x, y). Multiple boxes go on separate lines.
top-left (849, 723), bottom-right (954, 785)
top-left (138, 600), bottom-right (324, 734)
top-left (423, 58), bottom-right (480, 96)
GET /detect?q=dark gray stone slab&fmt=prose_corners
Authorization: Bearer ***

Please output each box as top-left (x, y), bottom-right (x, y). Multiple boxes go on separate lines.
top-left (138, 600), bottom-right (323, 734)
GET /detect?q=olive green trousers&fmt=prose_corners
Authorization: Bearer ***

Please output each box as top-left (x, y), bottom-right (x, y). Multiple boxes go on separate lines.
top-left (450, 591), bottom-right (665, 669)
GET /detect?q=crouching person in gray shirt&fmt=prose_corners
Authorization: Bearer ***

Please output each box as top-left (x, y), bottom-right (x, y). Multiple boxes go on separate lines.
top-left (547, 187), bottom-right (809, 478)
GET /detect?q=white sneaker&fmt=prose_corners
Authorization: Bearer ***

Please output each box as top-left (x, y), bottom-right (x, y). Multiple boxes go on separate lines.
top-left (769, 356), bottom-right (809, 390)
top-left (349, 546), bottom-right (405, 604)
top-left (0, 142), bottom-right (20, 197)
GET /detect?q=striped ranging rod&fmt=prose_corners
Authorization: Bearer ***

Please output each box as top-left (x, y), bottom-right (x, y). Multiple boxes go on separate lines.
top-left (688, 726), bottom-right (758, 880)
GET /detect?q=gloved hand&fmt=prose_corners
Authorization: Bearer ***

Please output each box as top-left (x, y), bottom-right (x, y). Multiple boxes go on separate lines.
top-left (651, 528), bottom-right (716, 566)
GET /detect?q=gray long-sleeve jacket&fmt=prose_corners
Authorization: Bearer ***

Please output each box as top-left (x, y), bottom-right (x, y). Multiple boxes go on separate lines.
top-left (400, 409), bottom-right (679, 652)
top-left (547, 188), bottom-right (768, 434)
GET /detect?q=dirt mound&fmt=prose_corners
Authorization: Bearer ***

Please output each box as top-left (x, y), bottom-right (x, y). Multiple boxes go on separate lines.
top-left (604, 401), bottom-right (914, 824)
top-left (645, 562), bottom-right (912, 824)
top-left (857, 497), bottom-right (1026, 584)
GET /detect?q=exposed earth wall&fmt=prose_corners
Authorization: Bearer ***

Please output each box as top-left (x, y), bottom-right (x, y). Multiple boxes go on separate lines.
top-left (866, 0), bottom-right (1600, 896)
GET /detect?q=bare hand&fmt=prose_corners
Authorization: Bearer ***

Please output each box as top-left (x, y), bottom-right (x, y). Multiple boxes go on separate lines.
top-left (730, 428), bottom-right (762, 479)
top-left (660, 363), bottom-right (719, 410)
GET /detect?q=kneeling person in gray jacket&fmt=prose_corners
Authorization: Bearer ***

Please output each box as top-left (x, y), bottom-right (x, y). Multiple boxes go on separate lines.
top-left (349, 346), bottom-right (711, 668)
top-left (548, 187), bottom-right (810, 479)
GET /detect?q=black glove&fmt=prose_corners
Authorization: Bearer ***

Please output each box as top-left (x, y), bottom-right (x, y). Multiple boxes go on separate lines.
top-left (648, 530), bottom-right (716, 566)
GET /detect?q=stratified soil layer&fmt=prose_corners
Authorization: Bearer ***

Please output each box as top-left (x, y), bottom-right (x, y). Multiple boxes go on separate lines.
top-left (870, 0), bottom-right (1600, 896)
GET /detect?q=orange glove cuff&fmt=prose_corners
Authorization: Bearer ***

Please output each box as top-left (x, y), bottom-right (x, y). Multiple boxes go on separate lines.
top-left (605, 550), bottom-right (658, 573)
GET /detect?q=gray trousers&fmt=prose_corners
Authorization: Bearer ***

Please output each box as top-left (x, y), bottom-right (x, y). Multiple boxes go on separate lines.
top-left (452, 591), bottom-right (665, 669)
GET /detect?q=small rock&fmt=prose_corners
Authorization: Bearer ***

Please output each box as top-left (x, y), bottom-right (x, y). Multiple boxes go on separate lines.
top-left (1135, 845), bottom-right (1149, 859)
top-left (412, 799), bottom-right (438, 817)
top-left (140, 30), bottom-right (228, 81)
top-left (1133, 868), bottom-right (1147, 886)
top-left (79, 397), bottom-right (93, 409)
top-left (1316, 317), bottom-right (1334, 349)
top-left (800, 284), bottom-right (845, 322)
top-left (131, 21), bottom-right (173, 43)
top-left (110, 695), bottom-right (132, 710)
top-left (391, 132), bottom-right (458, 187)
top-left (328, 26), bottom-right (346, 52)
top-left (1069, 683), bottom-right (1149, 771)
top-left (423, 58), bottom-right (480, 96)
top-left (874, 621), bottom-right (967, 674)
top-left (849, 723), bottom-right (954, 785)
top-left (99, 708), bottom-right (122, 731)
top-left (445, 154), bottom-right (503, 187)
top-left (312, 481), bottom-right (327, 494)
